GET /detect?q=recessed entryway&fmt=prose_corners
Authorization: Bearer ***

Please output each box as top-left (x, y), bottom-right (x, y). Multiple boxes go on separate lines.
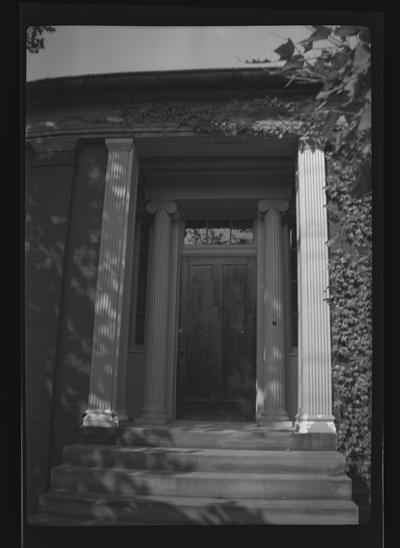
top-left (134, 139), bottom-right (299, 426)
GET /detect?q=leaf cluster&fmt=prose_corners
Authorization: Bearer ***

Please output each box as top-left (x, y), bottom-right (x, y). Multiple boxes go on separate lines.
top-left (253, 26), bottom-right (372, 193)
top-left (271, 26), bottom-right (371, 135)
top-left (26, 26), bottom-right (55, 53)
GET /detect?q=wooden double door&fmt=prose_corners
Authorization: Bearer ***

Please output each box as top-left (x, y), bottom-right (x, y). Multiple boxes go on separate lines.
top-left (177, 255), bottom-right (256, 421)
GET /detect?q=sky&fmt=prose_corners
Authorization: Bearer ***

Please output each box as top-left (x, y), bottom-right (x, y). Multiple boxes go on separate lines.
top-left (26, 26), bottom-right (313, 81)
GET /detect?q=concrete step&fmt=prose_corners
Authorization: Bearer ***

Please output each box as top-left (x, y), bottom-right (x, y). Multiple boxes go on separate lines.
top-left (117, 424), bottom-right (294, 450)
top-left (38, 421), bottom-right (356, 525)
top-left (51, 465), bottom-right (352, 500)
top-left (29, 513), bottom-right (104, 527)
top-left (116, 423), bottom-right (336, 451)
top-left (39, 490), bottom-right (359, 525)
top-left (63, 444), bottom-right (346, 475)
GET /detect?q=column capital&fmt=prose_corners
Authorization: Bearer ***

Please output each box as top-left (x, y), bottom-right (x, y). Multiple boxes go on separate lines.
top-left (146, 200), bottom-right (178, 216)
top-left (298, 136), bottom-right (325, 153)
top-left (257, 199), bottom-right (289, 215)
top-left (105, 137), bottom-right (135, 152)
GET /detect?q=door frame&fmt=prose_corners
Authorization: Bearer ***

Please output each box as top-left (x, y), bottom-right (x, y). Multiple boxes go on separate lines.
top-left (163, 218), bottom-right (261, 422)
top-left (147, 202), bottom-right (294, 423)
top-left (149, 211), bottom-right (294, 423)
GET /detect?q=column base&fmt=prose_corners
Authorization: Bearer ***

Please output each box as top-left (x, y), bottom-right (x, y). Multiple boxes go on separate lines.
top-left (296, 414), bottom-right (337, 434)
top-left (82, 409), bottom-right (119, 428)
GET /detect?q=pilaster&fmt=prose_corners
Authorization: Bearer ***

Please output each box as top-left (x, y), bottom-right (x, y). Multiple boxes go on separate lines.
top-left (296, 140), bottom-right (336, 434)
top-left (83, 138), bottom-right (138, 428)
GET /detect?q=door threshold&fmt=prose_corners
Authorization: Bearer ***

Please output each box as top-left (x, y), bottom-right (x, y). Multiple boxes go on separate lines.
top-left (166, 419), bottom-right (295, 432)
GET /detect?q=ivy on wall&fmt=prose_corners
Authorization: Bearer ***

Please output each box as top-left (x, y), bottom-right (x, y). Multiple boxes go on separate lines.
top-left (325, 150), bottom-right (372, 520)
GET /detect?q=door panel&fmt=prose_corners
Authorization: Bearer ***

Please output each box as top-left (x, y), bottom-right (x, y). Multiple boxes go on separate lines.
top-left (185, 264), bottom-right (216, 398)
top-left (177, 256), bottom-right (256, 420)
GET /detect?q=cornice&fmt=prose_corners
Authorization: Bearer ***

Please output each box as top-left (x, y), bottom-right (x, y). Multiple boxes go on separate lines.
top-left (29, 135), bottom-right (81, 166)
top-left (26, 68), bottom-right (321, 109)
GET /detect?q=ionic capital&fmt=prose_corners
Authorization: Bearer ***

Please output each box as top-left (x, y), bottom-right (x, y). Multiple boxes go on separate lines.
top-left (146, 200), bottom-right (178, 217)
top-left (257, 200), bottom-right (289, 216)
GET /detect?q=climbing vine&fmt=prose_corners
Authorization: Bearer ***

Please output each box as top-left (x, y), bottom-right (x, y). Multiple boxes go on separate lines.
top-left (325, 150), bottom-right (372, 519)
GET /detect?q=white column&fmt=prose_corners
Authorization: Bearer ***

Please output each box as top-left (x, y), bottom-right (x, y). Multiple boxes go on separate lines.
top-left (83, 138), bottom-right (138, 428)
top-left (257, 200), bottom-right (289, 424)
top-left (136, 200), bottom-right (178, 425)
top-left (296, 140), bottom-right (336, 433)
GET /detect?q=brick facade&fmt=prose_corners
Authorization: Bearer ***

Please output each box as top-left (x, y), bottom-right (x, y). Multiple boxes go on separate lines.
top-left (25, 142), bottom-right (107, 515)
top-left (49, 143), bottom-right (107, 469)
top-left (25, 148), bottom-right (76, 515)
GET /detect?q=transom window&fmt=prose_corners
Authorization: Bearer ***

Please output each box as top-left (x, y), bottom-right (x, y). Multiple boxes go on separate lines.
top-left (184, 219), bottom-right (255, 246)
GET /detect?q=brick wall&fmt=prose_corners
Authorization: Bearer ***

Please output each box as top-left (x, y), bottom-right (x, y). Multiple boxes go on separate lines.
top-left (25, 145), bottom-right (76, 516)
top-left (49, 143), bottom-right (107, 470)
top-left (25, 141), bottom-right (107, 517)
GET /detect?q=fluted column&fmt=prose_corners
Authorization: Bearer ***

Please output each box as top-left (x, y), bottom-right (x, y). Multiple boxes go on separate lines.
top-left (257, 200), bottom-right (289, 424)
top-left (83, 138), bottom-right (138, 428)
top-left (136, 200), bottom-right (178, 424)
top-left (296, 140), bottom-right (336, 433)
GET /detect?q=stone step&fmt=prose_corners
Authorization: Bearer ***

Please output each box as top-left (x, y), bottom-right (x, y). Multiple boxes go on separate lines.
top-left (116, 423), bottom-right (336, 451)
top-left (63, 444), bottom-right (346, 475)
top-left (51, 465), bottom-right (352, 500)
top-left (29, 513), bottom-right (101, 527)
top-left (39, 490), bottom-right (358, 525)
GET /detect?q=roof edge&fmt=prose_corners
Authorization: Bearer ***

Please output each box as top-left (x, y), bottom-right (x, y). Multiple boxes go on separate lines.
top-left (26, 67), bottom-right (321, 103)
